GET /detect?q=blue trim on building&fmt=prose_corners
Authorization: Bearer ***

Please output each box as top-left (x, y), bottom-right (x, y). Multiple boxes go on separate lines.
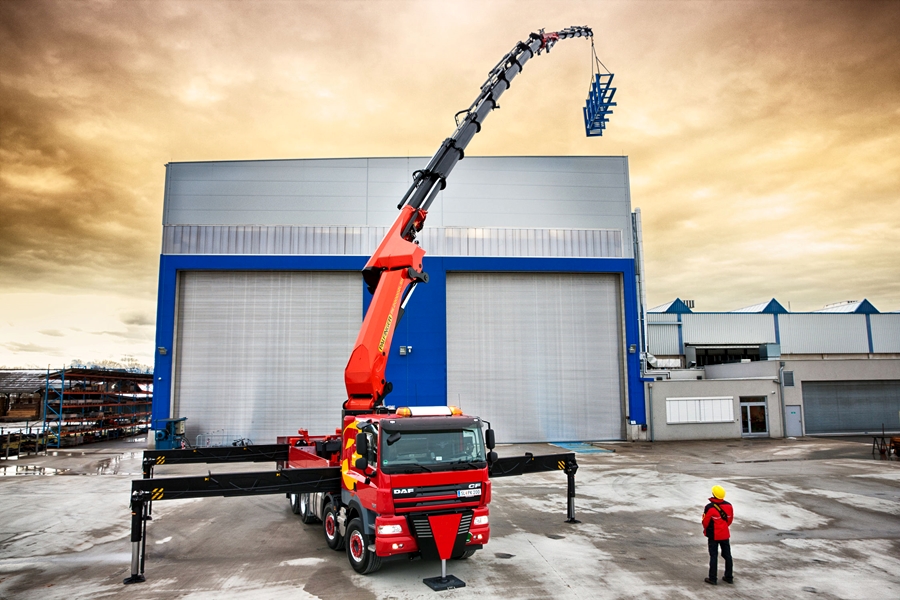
top-left (773, 313), bottom-right (781, 345)
top-left (153, 254), bottom-right (646, 432)
top-left (676, 313), bottom-right (684, 356)
top-left (865, 314), bottom-right (874, 353)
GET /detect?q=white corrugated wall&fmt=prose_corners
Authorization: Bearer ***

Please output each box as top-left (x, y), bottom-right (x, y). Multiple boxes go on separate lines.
top-left (446, 272), bottom-right (625, 442)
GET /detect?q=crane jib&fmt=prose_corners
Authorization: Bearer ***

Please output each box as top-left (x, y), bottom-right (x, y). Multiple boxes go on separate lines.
top-left (345, 25), bottom-right (612, 416)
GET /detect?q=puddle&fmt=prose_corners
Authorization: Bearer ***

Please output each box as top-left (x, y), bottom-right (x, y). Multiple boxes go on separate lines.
top-left (0, 465), bottom-right (68, 476)
top-left (96, 455), bottom-right (122, 475)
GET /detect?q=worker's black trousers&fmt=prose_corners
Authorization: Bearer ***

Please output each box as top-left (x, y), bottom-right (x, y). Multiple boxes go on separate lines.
top-left (708, 539), bottom-right (733, 581)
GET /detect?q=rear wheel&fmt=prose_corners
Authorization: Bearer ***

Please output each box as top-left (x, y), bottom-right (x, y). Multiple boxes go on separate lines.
top-left (299, 493), bottom-right (319, 524)
top-left (323, 501), bottom-right (344, 550)
top-left (346, 518), bottom-right (382, 574)
top-left (290, 493), bottom-right (301, 515)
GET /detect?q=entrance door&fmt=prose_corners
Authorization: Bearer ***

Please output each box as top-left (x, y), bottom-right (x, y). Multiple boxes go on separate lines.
top-left (785, 405), bottom-right (803, 437)
top-left (740, 397), bottom-right (769, 437)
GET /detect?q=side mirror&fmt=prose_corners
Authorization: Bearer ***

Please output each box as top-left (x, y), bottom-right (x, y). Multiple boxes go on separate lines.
top-left (488, 451), bottom-right (498, 464)
top-left (356, 432), bottom-right (368, 457)
top-left (355, 432), bottom-right (373, 470)
top-left (485, 428), bottom-right (496, 450)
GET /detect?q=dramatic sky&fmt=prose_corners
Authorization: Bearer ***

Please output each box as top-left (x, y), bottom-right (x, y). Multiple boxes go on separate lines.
top-left (1, 0), bottom-right (898, 368)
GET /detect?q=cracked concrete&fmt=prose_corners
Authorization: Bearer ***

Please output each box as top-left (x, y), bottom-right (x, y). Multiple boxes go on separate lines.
top-left (0, 436), bottom-right (898, 599)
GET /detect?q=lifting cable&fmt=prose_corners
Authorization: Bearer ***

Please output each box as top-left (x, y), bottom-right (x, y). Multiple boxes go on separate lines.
top-left (591, 36), bottom-right (612, 78)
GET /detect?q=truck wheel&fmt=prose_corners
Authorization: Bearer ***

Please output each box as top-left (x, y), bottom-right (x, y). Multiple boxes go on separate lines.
top-left (290, 493), bottom-right (301, 515)
top-left (346, 518), bottom-right (382, 574)
top-left (299, 493), bottom-right (319, 524)
top-left (453, 547), bottom-right (477, 560)
top-left (323, 501), bottom-right (344, 550)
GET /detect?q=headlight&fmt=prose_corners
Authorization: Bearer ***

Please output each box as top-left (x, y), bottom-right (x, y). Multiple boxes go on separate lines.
top-left (473, 515), bottom-right (489, 526)
top-left (377, 524), bottom-right (403, 535)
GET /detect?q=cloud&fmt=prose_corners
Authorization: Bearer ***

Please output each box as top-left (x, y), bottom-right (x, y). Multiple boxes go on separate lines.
top-left (120, 312), bottom-right (155, 327)
top-left (38, 329), bottom-right (65, 337)
top-left (2, 342), bottom-right (58, 354)
top-left (0, 0), bottom-right (898, 371)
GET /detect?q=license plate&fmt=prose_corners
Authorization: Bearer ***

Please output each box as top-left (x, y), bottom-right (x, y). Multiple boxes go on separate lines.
top-left (457, 489), bottom-right (481, 498)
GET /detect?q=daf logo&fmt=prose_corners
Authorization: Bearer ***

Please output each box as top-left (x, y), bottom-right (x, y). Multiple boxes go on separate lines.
top-left (468, 483), bottom-right (481, 489)
top-left (394, 488), bottom-right (414, 495)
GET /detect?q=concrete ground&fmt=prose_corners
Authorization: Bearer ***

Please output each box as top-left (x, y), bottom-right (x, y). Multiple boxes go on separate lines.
top-left (0, 436), bottom-right (898, 600)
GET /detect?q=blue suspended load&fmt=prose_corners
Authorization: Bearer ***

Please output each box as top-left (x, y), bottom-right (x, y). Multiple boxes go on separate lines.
top-left (584, 72), bottom-right (616, 137)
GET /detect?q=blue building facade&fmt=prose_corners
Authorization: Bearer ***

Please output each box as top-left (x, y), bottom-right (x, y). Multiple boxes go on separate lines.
top-left (153, 157), bottom-right (646, 444)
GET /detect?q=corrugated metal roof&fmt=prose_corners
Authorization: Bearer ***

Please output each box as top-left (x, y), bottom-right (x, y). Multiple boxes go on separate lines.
top-left (813, 299), bottom-right (879, 314)
top-left (731, 299), bottom-right (788, 314)
top-left (648, 298), bottom-right (693, 313)
top-left (0, 371), bottom-right (48, 394)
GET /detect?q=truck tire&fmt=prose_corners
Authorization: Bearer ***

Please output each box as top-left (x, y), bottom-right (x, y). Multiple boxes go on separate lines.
top-left (453, 547), bottom-right (477, 560)
top-left (323, 501), bottom-right (345, 550)
top-left (290, 493), bottom-right (302, 515)
top-left (299, 493), bottom-right (319, 525)
top-left (346, 518), bottom-right (382, 574)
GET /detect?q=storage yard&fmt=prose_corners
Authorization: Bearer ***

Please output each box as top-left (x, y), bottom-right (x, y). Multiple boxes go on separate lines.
top-left (0, 436), bottom-right (898, 599)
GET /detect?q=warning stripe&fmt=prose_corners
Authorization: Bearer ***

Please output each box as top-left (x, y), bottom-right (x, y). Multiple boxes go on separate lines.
top-left (151, 488), bottom-right (164, 500)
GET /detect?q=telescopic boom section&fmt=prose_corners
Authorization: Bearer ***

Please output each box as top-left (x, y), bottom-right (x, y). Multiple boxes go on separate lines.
top-left (342, 26), bottom-right (594, 416)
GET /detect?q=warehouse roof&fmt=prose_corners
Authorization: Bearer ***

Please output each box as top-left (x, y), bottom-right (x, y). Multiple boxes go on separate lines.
top-left (0, 371), bottom-right (47, 394)
top-left (731, 299), bottom-right (789, 314)
top-left (648, 298), bottom-right (693, 314)
top-left (812, 299), bottom-right (879, 314)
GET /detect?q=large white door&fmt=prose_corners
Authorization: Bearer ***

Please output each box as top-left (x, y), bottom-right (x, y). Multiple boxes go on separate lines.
top-left (446, 272), bottom-right (625, 442)
top-left (173, 271), bottom-right (361, 444)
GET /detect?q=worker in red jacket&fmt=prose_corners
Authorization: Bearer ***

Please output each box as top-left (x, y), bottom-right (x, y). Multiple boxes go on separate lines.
top-left (702, 485), bottom-right (734, 585)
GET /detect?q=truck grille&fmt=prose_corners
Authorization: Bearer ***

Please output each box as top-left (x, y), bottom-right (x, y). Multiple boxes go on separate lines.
top-left (408, 512), bottom-right (473, 540)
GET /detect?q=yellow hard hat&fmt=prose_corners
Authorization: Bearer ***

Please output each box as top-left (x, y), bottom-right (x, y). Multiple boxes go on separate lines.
top-left (712, 485), bottom-right (726, 499)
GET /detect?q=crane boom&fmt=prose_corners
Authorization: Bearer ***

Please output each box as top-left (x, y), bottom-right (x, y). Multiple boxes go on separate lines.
top-left (343, 26), bottom-right (595, 417)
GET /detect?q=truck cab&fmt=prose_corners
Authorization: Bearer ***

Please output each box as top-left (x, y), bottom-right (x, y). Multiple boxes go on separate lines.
top-left (289, 406), bottom-right (493, 574)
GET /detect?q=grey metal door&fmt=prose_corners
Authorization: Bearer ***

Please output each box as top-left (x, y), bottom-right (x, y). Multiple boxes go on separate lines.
top-left (446, 272), bottom-right (625, 443)
top-left (173, 271), bottom-right (361, 444)
top-left (803, 380), bottom-right (900, 434)
top-left (785, 405), bottom-right (803, 437)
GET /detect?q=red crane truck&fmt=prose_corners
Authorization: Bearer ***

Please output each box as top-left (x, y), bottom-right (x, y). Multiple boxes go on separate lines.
top-left (127, 25), bottom-right (614, 590)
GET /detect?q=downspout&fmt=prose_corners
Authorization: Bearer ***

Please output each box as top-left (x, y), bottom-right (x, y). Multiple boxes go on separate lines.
top-left (779, 361), bottom-right (787, 438)
top-left (632, 209), bottom-right (649, 372)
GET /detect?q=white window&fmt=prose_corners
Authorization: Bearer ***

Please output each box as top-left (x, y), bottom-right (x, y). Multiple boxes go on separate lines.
top-left (666, 397), bottom-right (735, 424)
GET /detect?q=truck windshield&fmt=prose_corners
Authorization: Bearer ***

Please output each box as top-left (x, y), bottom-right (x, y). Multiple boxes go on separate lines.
top-left (380, 427), bottom-right (487, 474)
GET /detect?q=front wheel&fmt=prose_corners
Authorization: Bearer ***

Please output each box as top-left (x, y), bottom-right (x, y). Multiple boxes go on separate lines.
top-left (346, 518), bottom-right (382, 574)
top-left (323, 501), bottom-right (344, 550)
top-left (453, 547), bottom-right (477, 560)
top-left (290, 493), bottom-right (301, 515)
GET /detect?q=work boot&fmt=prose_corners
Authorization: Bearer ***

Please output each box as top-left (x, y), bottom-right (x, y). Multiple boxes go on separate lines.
top-left (704, 578), bottom-right (717, 585)
top-left (723, 577), bottom-right (734, 584)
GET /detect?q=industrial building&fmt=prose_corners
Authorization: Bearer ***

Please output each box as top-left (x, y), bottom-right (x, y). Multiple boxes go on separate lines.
top-left (152, 156), bottom-right (644, 445)
top-left (645, 298), bottom-right (900, 440)
top-left (151, 155), bottom-right (899, 447)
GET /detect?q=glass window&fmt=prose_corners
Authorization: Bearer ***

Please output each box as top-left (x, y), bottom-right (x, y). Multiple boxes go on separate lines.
top-left (380, 427), bottom-right (486, 474)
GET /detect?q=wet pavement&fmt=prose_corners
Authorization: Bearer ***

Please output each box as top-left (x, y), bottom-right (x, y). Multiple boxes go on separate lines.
top-left (0, 436), bottom-right (898, 599)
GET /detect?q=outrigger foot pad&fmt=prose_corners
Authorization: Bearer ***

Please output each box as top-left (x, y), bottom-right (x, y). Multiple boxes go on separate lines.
top-left (566, 517), bottom-right (582, 524)
top-left (423, 574), bottom-right (466, 591)
top-left (123, 574), bottom-right (145, 585)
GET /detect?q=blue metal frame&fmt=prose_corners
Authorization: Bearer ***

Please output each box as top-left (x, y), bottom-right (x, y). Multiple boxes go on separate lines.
top-left (153, 254), bottom-right (646, 433)
top-left (584, 73), bottom-right (617, 137)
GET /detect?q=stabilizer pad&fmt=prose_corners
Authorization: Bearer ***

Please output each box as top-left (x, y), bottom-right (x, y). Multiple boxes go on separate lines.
top-left (423, 574), bottom-right (466, 591)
